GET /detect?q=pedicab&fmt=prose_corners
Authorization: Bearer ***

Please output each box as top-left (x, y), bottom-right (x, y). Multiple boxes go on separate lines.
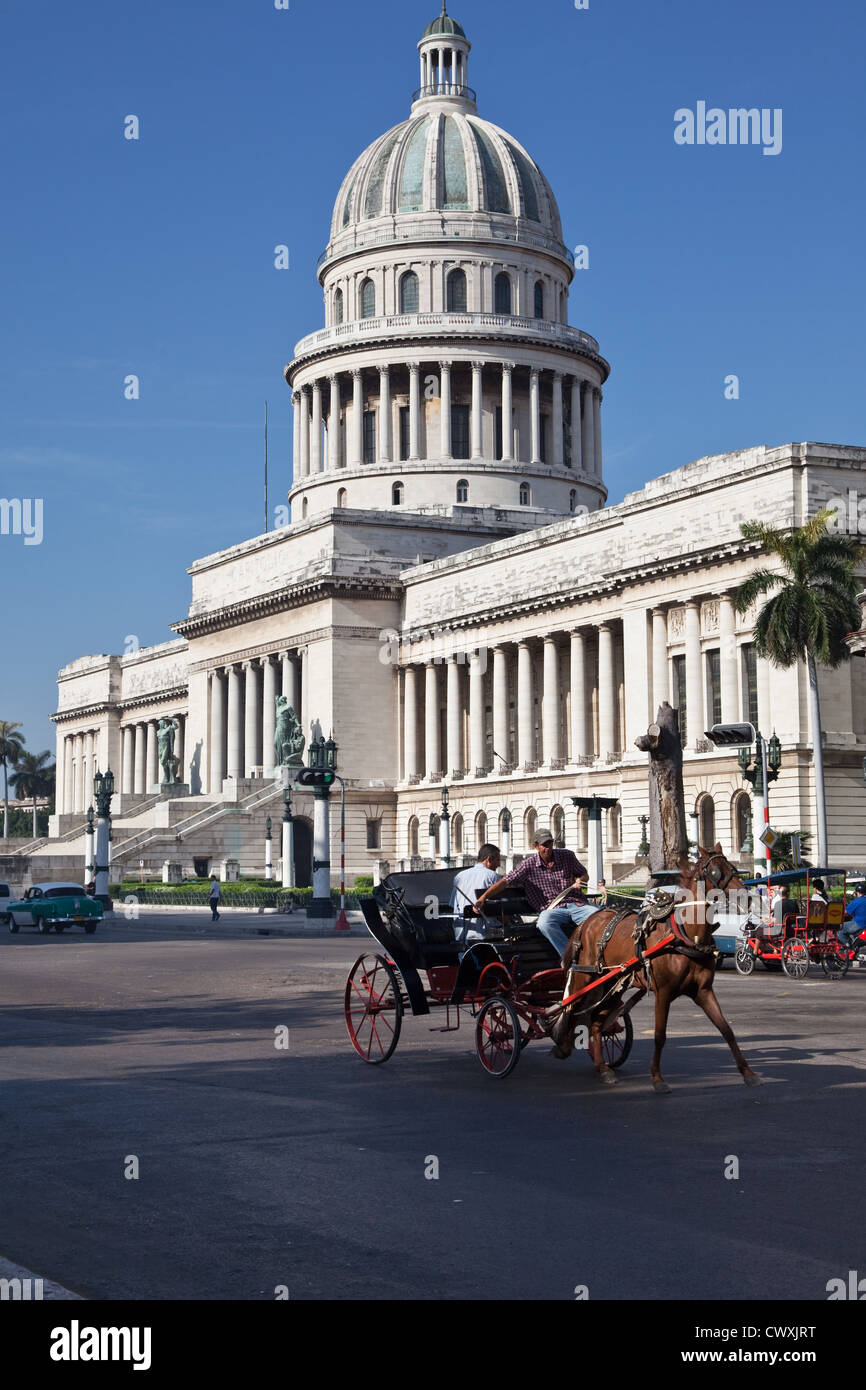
top-left (734, 867), bottom-right (851, 979)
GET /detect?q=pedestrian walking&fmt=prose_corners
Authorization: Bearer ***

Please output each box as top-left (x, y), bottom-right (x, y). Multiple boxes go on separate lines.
top-left (208, 874), bottom-right (221, 922)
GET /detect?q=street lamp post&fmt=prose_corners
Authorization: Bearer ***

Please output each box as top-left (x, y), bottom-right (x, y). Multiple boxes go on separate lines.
top-left (738, 731), bottom-right (782, 875)
top-left (637, 815), bottom-right (650, 858)
top-left (281, 784), bottom-right (295, 889)
top-left (264, 816), bottom-right (273, 881)
top-left (440, 784), bottom-right (451, 868)
top-left (84, 805), bottom-right (95, 885)
top-left (92, 768), bottom-right (115, 907)
top-left (571, 795), bottom-right (618, 892)
top-left (501, 808), bottom-right (512, 865)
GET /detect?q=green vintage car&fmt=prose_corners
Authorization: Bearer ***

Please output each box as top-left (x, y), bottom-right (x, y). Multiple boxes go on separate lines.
top-left (3, 882), bottom-right (102, 935)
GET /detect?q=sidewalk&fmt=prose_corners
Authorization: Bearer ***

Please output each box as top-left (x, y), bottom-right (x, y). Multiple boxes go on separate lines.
top-left (112, 905), bottom-right (370, 938)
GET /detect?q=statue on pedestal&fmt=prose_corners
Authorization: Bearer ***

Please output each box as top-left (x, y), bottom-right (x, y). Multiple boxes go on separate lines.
top-left (157, 717), bottom-right (181, 786)
top-left (275, 697), bottom-right (305, 768)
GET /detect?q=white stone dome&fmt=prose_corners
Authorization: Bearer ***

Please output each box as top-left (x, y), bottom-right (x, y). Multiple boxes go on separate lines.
top-left (330, 112), bottom-right (564, 245)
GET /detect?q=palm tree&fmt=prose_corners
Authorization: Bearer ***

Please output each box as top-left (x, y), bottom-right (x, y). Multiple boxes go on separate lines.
top-left (734, 508), bottom-right (862, 866)
top-left (0, 721), bottom-right (26, 839)
top-left (11, 751), bottom-right (56, 839)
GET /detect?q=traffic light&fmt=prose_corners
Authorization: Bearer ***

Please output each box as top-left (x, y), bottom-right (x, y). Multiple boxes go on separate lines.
top-left (295, 767), bottom-right (335, 788)
top-left (704, 723), bottom-right (756, 747)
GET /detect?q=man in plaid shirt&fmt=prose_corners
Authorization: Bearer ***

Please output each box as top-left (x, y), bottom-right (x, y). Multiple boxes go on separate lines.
top-left (473, 829), bottom-right (601, 958)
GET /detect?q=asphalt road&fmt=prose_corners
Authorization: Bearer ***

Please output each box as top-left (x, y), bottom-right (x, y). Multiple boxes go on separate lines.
top-left (1, 920), bottom-right (864, 1301)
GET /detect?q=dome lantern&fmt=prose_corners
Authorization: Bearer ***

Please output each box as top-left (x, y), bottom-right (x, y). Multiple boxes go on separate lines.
top-left (414, 4), bottom-right (475, 114)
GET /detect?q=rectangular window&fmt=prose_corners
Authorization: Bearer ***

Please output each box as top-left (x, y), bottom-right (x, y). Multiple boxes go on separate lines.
top-left (495, 406), bottom-right (503, 461)
top-left (672, 654), bottom-right (687, 747)
top-left (742, 643), bottom-right (758, 728)
top-left (707, 649), bottom-right (721, 728)
top-left (363, 411), bottom-right (376, 465)
top-left (451, 404), bottom-right (470, 460)
top-left (399, 406), bottom-right (410, 461)
top-left (366, 818), bottom-right (381, 851)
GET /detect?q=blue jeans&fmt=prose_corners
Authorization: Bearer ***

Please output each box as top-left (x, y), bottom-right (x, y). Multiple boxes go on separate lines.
top-left (536, 903), bottom-right (599, 959)
top-left (838, 924), bottom-right (862, 949)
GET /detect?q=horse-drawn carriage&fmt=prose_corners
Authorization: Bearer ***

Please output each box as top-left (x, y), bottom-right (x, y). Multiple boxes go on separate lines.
top-left (346, 849), bottom-right (760, 1091)
top-left (734, 868), bottom-right (852, 979)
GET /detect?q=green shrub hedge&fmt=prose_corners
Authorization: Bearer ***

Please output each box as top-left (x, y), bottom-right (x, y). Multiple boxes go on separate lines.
top-left (110, 883), bottom-right (363, 910)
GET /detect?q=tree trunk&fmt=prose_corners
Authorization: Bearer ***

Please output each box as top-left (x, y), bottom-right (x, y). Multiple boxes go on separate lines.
top-left (32, 795), bottom-right (38, 840)
top-left (2, 760), bottom-right (7, 839)
top-left (635, 702), bottom-right (690, 871)
top-left (806, 648), bottom-right (828, 866)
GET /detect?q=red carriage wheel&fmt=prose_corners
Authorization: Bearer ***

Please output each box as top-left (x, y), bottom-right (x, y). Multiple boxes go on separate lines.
top-left (781, 938), bottom-right (809, 980)
top-left (600, 1012), bottom-right (633, 1069)
top-left (344, 954), bottom-right (403, 1064)
top-left (475, 997), bottom-right (522, 1078)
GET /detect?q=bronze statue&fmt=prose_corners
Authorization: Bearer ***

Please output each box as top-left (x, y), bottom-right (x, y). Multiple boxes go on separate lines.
top-left (274, 697), bottom-right (305, 768)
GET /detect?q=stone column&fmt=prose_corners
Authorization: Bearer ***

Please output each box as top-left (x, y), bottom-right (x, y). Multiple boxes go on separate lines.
top-left (597, 624), bottom-right (615, 760)
top-left (593, 387), bottom-right (602, 475)
top-left (145, 721), bottom-right (158, 791)
top-left (719, 594), bottom-right (738, 723)
top-left (440, 360), bottom-right (452, 459)
top-left (227, 666), bottom-right (243, 780)
top-left (501, 363), bottom-right (514, 461)
top-left (652, 608), bottom-right (669, 715)
top-left (404, 665), bottom-right (419, 780)
top-left (328, 375), bottom-right (341, 472)
top-left (299, 386), bottom-right (311, 478)
top-left (262, 656), bottom-right (277, 774)
top-left (471, 361), bottom-right (484, 458)
top-left (425, 662), bottom-right (441, 778)
top-left (281, 652), bottom-right (300, 716)
top-left (243, 662), bottom-right (259, 776)
top-left (542, 636), bottom-right (561, 763)
top-left (121, 727), bottom-right (134, 795)
top-left (210, 669), bottom-right (226, 793)
top-left (311, 381), bottom-right (323, 473)
top-left (175, 715), bottom-right (185, 785)
top-left (529, 368), bottom-right (541, 464)
top-left (63, 736), bottom-right (74, 811)
top-left (292, 392), bottom-right (301, 481)
top-left (351, 370), bottom-right (364, 466)
top-left (517, 642), bottom-right (534, 766)
top-left (581, 382), bottom-right (595, 476)
top-left (757, 653), bottom-right (772, 738)
top-left (446, 657), bottom-right (463, 775)
top-left (378, 365), bottom-right (391, 463)
top-left (570, 630), bottom-right (588, 761)
top-left (133, 725), bottom-right (145, 797)
top-left (552, 372), bottom-right (564, 467)
top-left (409, 363), bottom-right (421, 460)
top-left (492, 646), bottom-right (509, 768)
top-left (469, 652), bottom-right (486, 773)
top-left (684, 601), bottom-right (703, 750)
top-left (570, 377), bottom-right (583, 471)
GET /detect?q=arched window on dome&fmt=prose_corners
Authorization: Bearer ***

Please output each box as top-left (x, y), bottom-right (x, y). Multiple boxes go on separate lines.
top-left (494, 273), bottom-right (512, 315)
top-left (399, 271), bottom-right (419, 314)
top-left (447, 268), bottom-right (467, 312)
top-left (519, 481), bottom-right (531, 506)
top-left (301, 497), bottom-right (309, 520)
top-left (337, 488), bottom-right (347, 508)
top-left (534, 280), bottom-right (545, 319)
top-left (569, 489), bottom-right (577, 512)
top-left (334, 288), bottom-right (344, 325)
top-left (392, 481), bottom-right (404, 506)
top-left (360, 278), bottom-right (376, 319)
top-left (456, 479), bottom-right (469, 504)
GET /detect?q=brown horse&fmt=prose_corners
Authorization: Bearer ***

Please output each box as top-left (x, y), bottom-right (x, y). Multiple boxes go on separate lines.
top-left (550, 845), bottom-right (761, 1093)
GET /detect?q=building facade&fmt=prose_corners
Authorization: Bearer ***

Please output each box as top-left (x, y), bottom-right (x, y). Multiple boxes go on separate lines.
top-left (30, 8), bottom-right (866, 887)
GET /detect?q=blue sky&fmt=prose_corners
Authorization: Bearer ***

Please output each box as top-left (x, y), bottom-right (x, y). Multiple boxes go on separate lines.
top-left (2, 0), bottom-right (865, 755)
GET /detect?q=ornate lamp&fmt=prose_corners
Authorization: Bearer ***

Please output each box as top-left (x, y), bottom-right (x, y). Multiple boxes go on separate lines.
top-left (324, 735), bottom-right (337, 771)
top-left (767, 732), bottom-right (782, 775)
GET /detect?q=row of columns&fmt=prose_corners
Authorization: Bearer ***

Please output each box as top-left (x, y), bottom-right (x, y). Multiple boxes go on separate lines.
top-left (651, 595), bottom-right (749, 745)
top-left (118, 716), bottom-right (186, 798)
top-left (59, 728), bottom-right (99, 815)
top-left (402, 627), bottom-right (622, 781)
top-left (420, 47), bottom-right (467, 92)
top-left (292, 365), bottom-right (603, 477)
top-left (208, 651), bottom-right (303, 790)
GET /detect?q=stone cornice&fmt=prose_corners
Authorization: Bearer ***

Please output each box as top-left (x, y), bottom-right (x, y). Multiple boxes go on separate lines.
top-left (53, 685), bottom-right (188, 724)
top-left (172, 574), bottom-right (402, 639)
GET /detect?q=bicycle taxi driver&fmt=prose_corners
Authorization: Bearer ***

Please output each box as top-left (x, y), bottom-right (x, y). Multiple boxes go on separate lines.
top-left (472, 830), bottom-right (603, 960)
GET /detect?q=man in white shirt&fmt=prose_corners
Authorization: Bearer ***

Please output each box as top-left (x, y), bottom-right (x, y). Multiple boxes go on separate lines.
top-left (450, 844), bottom-right (501, 942)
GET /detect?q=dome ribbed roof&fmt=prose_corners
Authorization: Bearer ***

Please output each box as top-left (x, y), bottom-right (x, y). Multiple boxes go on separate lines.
top-left (330, 112), bottom-right (563, 242)
top-left (423, 4), bottom-right (466, 38)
